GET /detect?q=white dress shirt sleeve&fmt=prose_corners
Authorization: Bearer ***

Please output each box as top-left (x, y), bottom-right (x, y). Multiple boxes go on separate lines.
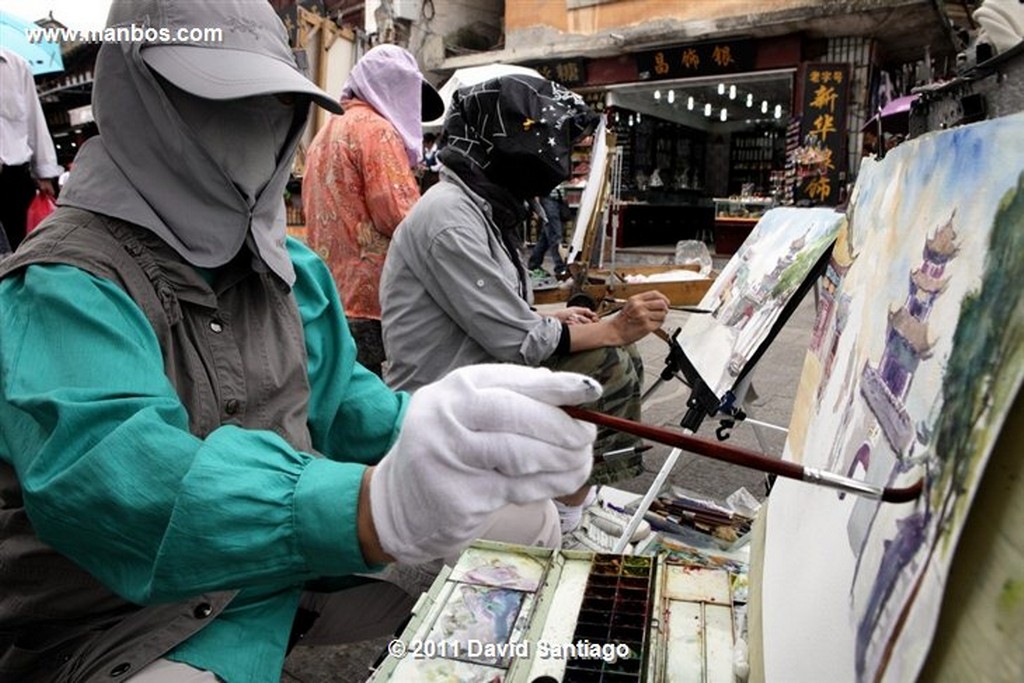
top-left (0, 49), bottom-right (62, 179)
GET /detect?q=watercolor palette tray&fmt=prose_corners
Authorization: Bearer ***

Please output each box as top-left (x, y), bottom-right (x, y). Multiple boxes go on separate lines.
top-left (367, 540), bottom-right (735, 682)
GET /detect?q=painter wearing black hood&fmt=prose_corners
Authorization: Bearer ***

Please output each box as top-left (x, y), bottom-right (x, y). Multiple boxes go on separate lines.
top-left (381, 75), bottom-right (670, 506)
top-left (435, 74), bottom-right (598, 295)
top-left (440, 75), bottom-right (597, 221)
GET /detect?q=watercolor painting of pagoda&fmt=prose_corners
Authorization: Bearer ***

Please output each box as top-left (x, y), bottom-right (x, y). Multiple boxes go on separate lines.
top-left (677, 207), bottom-right (844, 398)
top-left (846, 216), bottom-right (959, 680)
top-left (762, 112), bottom-right (1024, 683)
top-left (857, 214), bottom-right (957, 461)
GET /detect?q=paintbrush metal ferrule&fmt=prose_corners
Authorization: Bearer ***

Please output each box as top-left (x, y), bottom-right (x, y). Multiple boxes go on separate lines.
top-left (803, 467), bottom-right (883, 499)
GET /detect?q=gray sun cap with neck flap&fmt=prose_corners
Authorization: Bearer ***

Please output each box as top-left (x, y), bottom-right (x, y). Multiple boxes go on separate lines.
top-left (59, 0), bottom-right (343, 285)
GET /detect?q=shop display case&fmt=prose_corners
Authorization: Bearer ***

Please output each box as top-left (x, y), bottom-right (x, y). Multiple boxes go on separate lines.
top-left (560, 134), bottom-right (595, 213)
top-left (729, 129), bottom-right (784, 195)
top-left (713, 197), bottom-right (774, 255)
top-left (713, 196), bottom-right (775, 219)
top-left (617, 194), bottom-right (714, 248)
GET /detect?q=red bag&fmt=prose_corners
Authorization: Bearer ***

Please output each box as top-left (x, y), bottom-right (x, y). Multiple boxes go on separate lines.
top-left (26, 191), bottom-right (56, 233)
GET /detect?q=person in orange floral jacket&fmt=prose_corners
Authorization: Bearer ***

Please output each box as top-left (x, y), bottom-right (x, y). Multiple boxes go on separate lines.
top-left (304, 44), bottom-right (443, 376)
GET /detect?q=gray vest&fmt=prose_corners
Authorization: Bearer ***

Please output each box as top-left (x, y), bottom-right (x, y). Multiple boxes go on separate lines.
top-left (0, 208), bottom-right (314, 681)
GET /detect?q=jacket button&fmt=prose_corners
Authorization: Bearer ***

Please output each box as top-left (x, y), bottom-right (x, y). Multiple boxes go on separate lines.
top-left (224, 399), bottom-right (240, 415)
top-left (109, 662), bottom-right (131, 677)
top-left (209, 319), bottom-right (224, 333)
top-left (193, 602), bottom-right (213, 619)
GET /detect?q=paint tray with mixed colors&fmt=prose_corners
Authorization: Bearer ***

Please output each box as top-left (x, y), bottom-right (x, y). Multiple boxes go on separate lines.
top-left (368, 542), bottom-right (555, 682)
top-left (367, 541), bottom-right (736, 682)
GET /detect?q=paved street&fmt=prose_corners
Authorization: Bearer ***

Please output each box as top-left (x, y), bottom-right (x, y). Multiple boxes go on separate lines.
top-left (282, 272), bottom-right (819, 682)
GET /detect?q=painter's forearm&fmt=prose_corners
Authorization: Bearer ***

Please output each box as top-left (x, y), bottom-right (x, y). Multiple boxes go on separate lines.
top-left (358, 467), bottom-right (394, 565)
top-left (568, 319), bottom-right (626, 352)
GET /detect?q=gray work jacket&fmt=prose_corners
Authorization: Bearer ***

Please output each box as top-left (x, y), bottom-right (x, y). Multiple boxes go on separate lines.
top-left (380, 170), bottom-right (563, 391)
top-left (0, 208), bottom-right (314, 681)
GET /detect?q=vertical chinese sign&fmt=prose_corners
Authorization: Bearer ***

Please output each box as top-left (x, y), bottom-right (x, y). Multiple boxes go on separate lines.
top-left (794, 63), bottom-right (850, 205)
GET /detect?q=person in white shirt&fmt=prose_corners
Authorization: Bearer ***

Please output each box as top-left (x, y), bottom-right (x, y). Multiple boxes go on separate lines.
top-left (58, 162), bottom-right (72, 191)
top-left (0, 47), bottom-right (62, 251)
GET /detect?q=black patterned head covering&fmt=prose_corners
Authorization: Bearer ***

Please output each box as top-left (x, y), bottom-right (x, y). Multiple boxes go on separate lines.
top-left (438, 75), bottom-right (598, 201)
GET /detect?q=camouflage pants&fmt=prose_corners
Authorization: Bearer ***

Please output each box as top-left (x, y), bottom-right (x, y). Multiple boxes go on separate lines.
top-left (544, 344), bottom-right (645, 485)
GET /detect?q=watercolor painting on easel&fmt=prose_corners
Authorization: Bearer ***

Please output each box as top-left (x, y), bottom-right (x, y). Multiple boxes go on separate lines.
top-left (677, 207), bottom-right (845, 398)
top-left (762, 112), bottom-right (1024, 682)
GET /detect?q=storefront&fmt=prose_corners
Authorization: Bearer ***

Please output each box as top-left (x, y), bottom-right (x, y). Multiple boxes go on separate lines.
top-left (533, 33), bottom-right (859, 255)
top-left (36, 42), bottom-right (100, 173)
top-left (601, 67), bottom-right (794, 253)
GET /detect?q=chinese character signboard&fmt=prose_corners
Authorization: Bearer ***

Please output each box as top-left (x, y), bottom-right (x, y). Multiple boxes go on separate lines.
top-left (635, 40), bottom-right (754, 81)
top-left (530, 58), bottom-right (588, 88)
top-left (794, 63), bottom-right (850, 205)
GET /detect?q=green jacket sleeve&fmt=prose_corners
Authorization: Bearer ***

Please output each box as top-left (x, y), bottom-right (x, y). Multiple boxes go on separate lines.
top-left (0, 260), bottom-right (397, 604)
top-left (288, 237), bottom-right (408, 462)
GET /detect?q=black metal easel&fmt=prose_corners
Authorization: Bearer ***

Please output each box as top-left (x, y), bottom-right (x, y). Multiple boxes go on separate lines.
top-left (610, 245), bottom-right (834, 551)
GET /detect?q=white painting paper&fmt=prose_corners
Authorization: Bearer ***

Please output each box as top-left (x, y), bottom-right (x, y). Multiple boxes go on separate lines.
top-left (762, 112), bottom-right (1024, 682)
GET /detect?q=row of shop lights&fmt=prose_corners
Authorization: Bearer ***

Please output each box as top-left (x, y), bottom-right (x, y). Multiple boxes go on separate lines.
top-left (646, 83), bottom-right (784, 123)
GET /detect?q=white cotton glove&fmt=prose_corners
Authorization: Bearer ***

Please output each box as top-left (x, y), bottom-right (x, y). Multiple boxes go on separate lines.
top-left (369, 364), bottom-right (602, 564)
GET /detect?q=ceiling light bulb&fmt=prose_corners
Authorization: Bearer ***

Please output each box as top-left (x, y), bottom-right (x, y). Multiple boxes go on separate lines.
top-left (774, 104), bottom-right (783, 119)
top-left (761, 100), bottom-right (768, 114)
top-left (717, 83), bottom-right (725, 95)
top-left (628, 114), bottom-right (634, 126)
top-left (720, 107), bottom-right (727, 122)
top-left (667, 90), bottom-right (675, 104)
top-left (704, 103), bottom-right (712, 116)
top-left (687, 96), bottom-right (694, 110)
top-left (654, 89), bottom-right (661, 100)
top-left (746, 93), bottom-right (753, 107)
top-left (636, 111), bottom-right (642, 122)
top-left (729, 85), bottom-right (737, 100)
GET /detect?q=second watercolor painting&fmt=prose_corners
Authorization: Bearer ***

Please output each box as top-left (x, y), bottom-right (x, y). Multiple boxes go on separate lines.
top-left (677, 206), bottom-right (846, 398)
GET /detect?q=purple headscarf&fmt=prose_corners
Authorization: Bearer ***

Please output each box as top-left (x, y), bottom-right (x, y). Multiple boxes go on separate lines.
top-left (341, 44), bottom-right (427, 167)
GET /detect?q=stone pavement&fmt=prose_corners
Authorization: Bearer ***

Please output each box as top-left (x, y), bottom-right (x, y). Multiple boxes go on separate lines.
top-left (281, 275), bottom-right (818, 682)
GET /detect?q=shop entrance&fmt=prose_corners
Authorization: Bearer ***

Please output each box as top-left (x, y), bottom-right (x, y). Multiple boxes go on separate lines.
top-left (597, 69), bottom-right (795, 253)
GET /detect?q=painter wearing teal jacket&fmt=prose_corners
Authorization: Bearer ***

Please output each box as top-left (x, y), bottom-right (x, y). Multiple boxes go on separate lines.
top-left (0, 3), bottom-right (603, 681)
top-left (0, 230), bottom-right (407, 680)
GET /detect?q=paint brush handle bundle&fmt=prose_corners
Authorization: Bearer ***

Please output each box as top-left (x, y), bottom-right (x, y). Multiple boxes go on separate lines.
top-left (561, 405), bottom-right (924, 503)
top-left (645, 490), bottom-right (754, 541)
top-left (650, 498), bottom-right (750, 528)
top-left (659, 490), bottom-right (737, 519)
top-left (647, 501), bottom-right (753, 540)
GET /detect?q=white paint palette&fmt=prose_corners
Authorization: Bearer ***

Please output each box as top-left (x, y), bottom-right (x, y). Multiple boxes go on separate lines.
top-left (368, 541), bottom-right (736, 682)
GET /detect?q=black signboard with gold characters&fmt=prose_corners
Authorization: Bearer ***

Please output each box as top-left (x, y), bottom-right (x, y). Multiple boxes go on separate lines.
top-left (530, 59), bottom-right (588, 88)
top-left (635, 40), bottom-right (755, 81)
top-left (794, 63), bottom-right (850, 205)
